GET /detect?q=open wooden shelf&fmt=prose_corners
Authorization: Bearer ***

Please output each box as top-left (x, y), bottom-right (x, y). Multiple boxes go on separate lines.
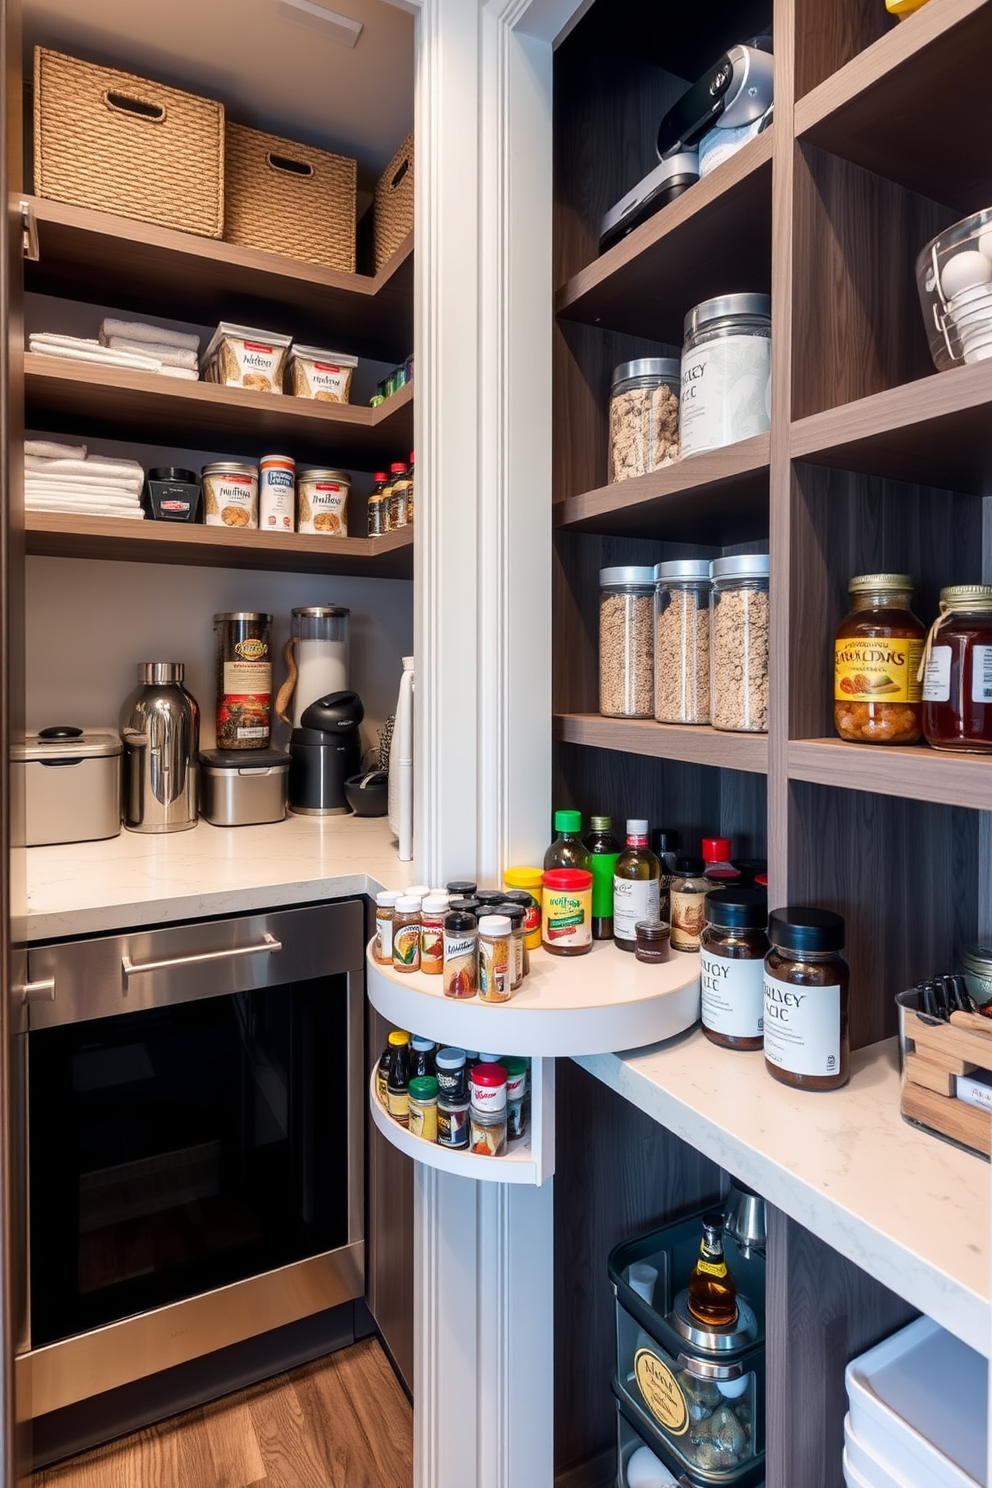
top-left (791, 360), bottom-right (992, 492)
top-left (554, 433), bottom-right (769, 543)
top-left (795, 0), bottom-right (991, 214)
top-left (788, 737), bottom-right (992, 812)
top-left (24, 354), bottom-right (414, 470)
top-left (554, 130), bottom-right (773, 344)
top-left (555, 714), bottom-right (768, 776)
top-left (24, 511), bottom-right (414, 578)
top-left (24, 196), bottom-right (414, 362)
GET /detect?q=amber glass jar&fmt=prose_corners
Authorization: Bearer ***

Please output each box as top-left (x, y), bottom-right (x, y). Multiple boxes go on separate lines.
top-left (834, 575), bottom-right (925, 744)
top-left (922, 585), bottom-right (992, 753)
top-left (763, 908), bottom-right (849, 1092)
top-left (700, 889), bottom-right (768, 1051)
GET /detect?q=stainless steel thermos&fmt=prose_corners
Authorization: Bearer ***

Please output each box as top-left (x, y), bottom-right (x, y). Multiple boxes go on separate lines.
top-left (119, 662), bottom-right (200, 832)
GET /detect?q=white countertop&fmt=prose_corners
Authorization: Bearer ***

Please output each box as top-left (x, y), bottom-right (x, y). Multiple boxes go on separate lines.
top-left (576, 1035), bottom-right (989, 1356)
top-left (23, 813), bottom-right (414, 939)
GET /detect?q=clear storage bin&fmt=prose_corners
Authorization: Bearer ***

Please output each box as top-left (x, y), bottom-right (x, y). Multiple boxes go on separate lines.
top-left (710, 556), bottom-right (770, 733)
top-left (917, 206), bottom-right (992, 371)
top-left (600, 567), bottom-right (655, 718)
top-left (609, 359), bottom-right (680, 483)
top-left (654, 559), bottom-right (711, 724)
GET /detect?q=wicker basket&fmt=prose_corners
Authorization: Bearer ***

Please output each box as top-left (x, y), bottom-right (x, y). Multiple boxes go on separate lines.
top-left (374, 131), bottom-right (414, 274)
top-left (224, 123), bottom-right (356, 273)
top-left (33, 48), bottom-right (225, 238)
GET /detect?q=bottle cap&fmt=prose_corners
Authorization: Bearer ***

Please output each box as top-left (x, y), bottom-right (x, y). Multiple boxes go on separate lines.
top-left (705, 889), bottom-right (768, 930)
top-left (390, 461), bottom-right (407, 474)
top-left (376, 890), bottom-right (400, 907)
top-left (387, 1030), bottom-right (410, 1047)
top-left (495, 903), bottom-right (525, 925)
top-left (589, 815), bottom-right (613, 831)
top-left (543, 868), bottom-right (593, 890)
top-left (395, 895), bottom-right (422, 912)
top-left (500, 889), bottom-right (537, 911)
top-left (675, 855), bottom-right (705, 876)
top-left (478, 915), bottom-right (512, 936)
top-left (373, 471), bottom-right (387, 482)
top-left (406, 884), bottom-right (431, 899)
top-left (626, 818), bottom-right (649, 835)
top-left (501, 1057), bottom-right (527, 1077)
top-left (768, 906), bottom-right (845, 953)
top-left (702, 837), bottom-right (731, 862)
top-left (448, 898), bottom-right (480, 916)
top-left (411, 1035), bottom-right (435, 1052)
top-left (479, 1053), bottom-right (501, 1062)
top-left (635, 920), bottom-right (671, 941)
top-left (422, 893), bottom-right (449, 913)
top-left (435, 1047), bottom-right (467, 1070)
top-left (444, 910), bottom-right (478, 933)
top-left (504, 866), bottom-right (544, 889)
top-left (847, 572), bottom-right (913, 594)
top-left (475, 890), bottom-right (507, 907)
top-left (446, 880), bottom-right (478, 896)
top-left (409, 1076), bottom-right (438, 1101)
top-left (470, 1064), bottom-right (507, 1088)
top-left (553, 809), bottom-right (583, 832)
top-left (653, 828), bottom-right (682, 855)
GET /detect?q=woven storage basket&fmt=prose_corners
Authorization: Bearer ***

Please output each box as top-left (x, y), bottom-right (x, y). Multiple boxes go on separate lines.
top-left (374, 131), bottom-right (414, 274)
top-left (224, 123), bottom-right (356, 273)
top-left (33, 48), bottom-right (225, 238)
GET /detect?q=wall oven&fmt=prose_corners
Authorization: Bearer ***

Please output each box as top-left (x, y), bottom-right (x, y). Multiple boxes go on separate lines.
top-left (15, 898), bottom-right (365, 1427)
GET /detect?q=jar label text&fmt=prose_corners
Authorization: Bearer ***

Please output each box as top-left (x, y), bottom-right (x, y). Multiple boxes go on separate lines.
top-left (834, 638), bottom-right (923, 702)
top-left (700, 952), bottom-right (764, 1038)
top-left (763, 972), bottom-right (840, 1076)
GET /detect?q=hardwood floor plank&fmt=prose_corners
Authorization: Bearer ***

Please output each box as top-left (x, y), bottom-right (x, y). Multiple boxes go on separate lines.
top-left (292, 1342), bottom-right (414, 1488)
top-left (177, 1400), bottom-right (266, 1488)
top-left (245, 1372), bottom-right (331, 1488)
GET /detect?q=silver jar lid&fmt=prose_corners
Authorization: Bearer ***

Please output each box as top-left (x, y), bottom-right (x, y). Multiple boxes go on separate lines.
top-left (684, 293), bottom-right (771, 339)
top-left (961, 945), bottom-right (992, 975)
top-left (213, 612), bottom-right (273, 623)
top-left (291, 605), bottom-right (351, 618)
top-left (669, 1288), bottom-right (760, 1352)
top-left (600, 566), bottom-right (656, 586)
top-left (654, 559), bottom-right (712, 583)
top-left (201, 462), bottom-right (258, 477)
top-left (710, 555), bottom-right (770, 581)
top-left (611, 357), bottom-right (680, 387)
top-left (298, 468), bottom-right (351, 484)
top-left (139, 661), bottom-right (184, 684)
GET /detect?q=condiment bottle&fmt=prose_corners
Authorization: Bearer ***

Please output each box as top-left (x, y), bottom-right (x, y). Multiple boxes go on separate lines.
top-left (834, 574), bottom-right (925, 744)
top-left (495, 902), bottom-right (527, 988)
top-left (478, 915), bottom-right (513, 1003)
top-left (702, 836), bottom-right (742, 887)
top-left (408, 1075), bottom-right (438, 1142)
top-left (374, 890), bottom-right (400, 965)
top-left (544, 810), bottom-right (591, 872)
top-left (410, 1035), bottom-right (437, 1079)
top-left (470, 1061), bottom-right (507, 1115)
top-left (443, 910), bottom-right (478, 999)
top-left (406, 450), bottom-right (415, 525)
top-left (376, 1029), bottom-right (409, 1107)
top-left (613, 819), bottom-right (661, 953)
top-left (392, 895), bottom-right (423, 972)
top-left (420, 892), bottom-right (449, 974)
top-left (921, 585), bottom-right (992, 753)
top-left (367, 471), bottom-right (389, 536)
top-left (634, 920), bottom-right (671, 964)
top-left (687, 1213), bottom-right (738, 1328)
top-left (541, 868), bottom-right (593, 956)
top-left (502, 1056), bottom-right (528, 1140)
top-left (669, 854), bottom-right (708, 953)
top-left (585, 815), bottom-right (621, 940)
top-left (386, 1033), bottom-right (412, 1125)
top-left (503, 868), bottom-right (544, 950)
top-left (700, 889), bottom-right (769, 1050)
top-left (652, 827), bottom-right (681, 912)
top-left (387, 462), bottom-right (408, 529)
top-left (763, 907), bottom-right (849, 1091)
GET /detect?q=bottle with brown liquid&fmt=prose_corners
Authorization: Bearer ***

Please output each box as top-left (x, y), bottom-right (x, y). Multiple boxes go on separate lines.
top-left (687, 1212), bottom-right (738, 1328)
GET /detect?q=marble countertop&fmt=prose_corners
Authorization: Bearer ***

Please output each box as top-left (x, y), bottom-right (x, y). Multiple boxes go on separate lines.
top-left (576, 1035), bottom-right (989, 1356)
top-left (23, 813), bottom-right (415, 939)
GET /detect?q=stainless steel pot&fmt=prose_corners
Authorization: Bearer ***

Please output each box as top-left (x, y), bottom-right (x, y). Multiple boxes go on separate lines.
top-left (12, 727), bottom-right (121, 846)
top-left (119, 662), bottom-right (200, 833)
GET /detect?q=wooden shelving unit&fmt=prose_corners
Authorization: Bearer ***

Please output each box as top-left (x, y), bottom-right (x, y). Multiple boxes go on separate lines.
top-left (555, 714), bottom-right (768, 775)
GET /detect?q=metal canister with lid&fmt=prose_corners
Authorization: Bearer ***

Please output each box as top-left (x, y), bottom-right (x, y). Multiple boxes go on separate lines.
top-left (680, 293), bottom-right (771, 458)
top-left (202, 460), bottom-right (258, 529)
top-left (297, 468), bottom-right (350, 535)
top-left (609, 357), bottom-right (680, 481)
top-left (259, 454), bottom-right (296, 532)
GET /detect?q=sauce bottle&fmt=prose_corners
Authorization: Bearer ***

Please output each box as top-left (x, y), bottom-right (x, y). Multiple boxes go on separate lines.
top-left (585, 814), bottom-right (620, 940)
top-left (612, 819), bottom-right (660, 953)
top-left (687, 1213), bottom-right (738, 1328)
top-left (385, 1033), bottom-right (412, 1124)
top-left (367, 471), bottom-right (389, 535)
top-left (544, 809), bottom-right (591, 872)
top-left (670, 854), bottom-right (708, 953)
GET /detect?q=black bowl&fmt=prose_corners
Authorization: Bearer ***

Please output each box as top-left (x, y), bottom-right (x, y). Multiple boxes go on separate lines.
top-left (344, 770), bottom-right (389, 816)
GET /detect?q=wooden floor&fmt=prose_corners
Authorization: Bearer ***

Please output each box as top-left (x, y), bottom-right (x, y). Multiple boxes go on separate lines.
top-left (31, 1340), bottom-right (413, 1488)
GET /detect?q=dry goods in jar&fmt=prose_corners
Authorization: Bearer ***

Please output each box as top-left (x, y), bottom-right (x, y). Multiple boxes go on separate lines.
top-left (214, 612), bottom-right (272, 749)
top-left (599, 566), bottom-right (655, 717)
top-left (202, 323), bottom-right (292, 393)
top-left (921, 585), bottom-right (992, 753)
top-left (609, 358), bottom-right (680, 482)
top-left (297, 468), bottom-right (350, 535)
top-left (654, 559), bottom-right (710, 724)
top-left (834, 574), bottom-right (924, 744)
top-left (202, 461), bottom-right (258, 529)
top-left (288, 345), bottom-right (358, 402)
top-left (710, 555), bottom-right (769, 733)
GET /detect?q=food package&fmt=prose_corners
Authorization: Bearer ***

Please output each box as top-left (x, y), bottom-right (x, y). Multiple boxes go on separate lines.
top-left (288, 345), bottom-right (359, 403)
top-left (202, 323), bottom-right (293, 394)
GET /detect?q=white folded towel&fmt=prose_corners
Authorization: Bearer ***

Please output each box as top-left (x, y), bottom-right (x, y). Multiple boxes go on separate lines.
top-left (157, 366), bottom-right (200, 382)
top-left (107, 338), bottom-right (199, 371)
top-left (24, 483), bottom-right (141, 505)
top-left (100, 319), bottom-right (200, 353)
top-left (24, 440), bottom-right (87, 460)
top-left (25, 455), bottom-right (144, 482)
top-left (26, 476), bottom-right (143, 498)
top-left (26, 497), bottom-right (145, 520)
top-left (29, 336), bottom-right (163, 372)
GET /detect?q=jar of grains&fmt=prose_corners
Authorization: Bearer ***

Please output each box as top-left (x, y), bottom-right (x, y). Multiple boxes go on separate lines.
top-left (834, 574), bottom-right (925, 745)
top-left (921, 585), bottom-right (992, 753)
top-left (599, 566), bottom-right (655, 717)
top-left (654, 559), bottom-right (711, 724)
top-left (710, 556), bottom-right (770, 732)
top-left (608, 358), bottom-right (680, 483)
top-left (680, 294), bottom-right (772, 458)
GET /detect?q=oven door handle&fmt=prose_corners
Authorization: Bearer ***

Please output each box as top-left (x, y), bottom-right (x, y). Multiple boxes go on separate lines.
top-left (121, 933), bottom-right (283, 980)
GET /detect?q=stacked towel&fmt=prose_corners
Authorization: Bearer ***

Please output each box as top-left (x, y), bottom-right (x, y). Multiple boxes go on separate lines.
top-left (29, 333), bottom-right (199, 381)
top-left (24, 441), bottom-right (145, 520)
top-left (100, 318), bottom-right (201, 377)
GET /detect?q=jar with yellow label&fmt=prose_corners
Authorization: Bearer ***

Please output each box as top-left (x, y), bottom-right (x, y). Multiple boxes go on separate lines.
top-left (478, 914), bottom-right (513, 1002)
top-left (408, 1075), bottom-right (438, 1142)
top-left (541, 868), bottom-right (593, 956)
top-left (834, 574), bottom-right (925, 744)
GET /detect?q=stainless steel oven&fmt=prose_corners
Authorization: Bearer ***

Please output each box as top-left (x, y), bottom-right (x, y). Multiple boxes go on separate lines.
top-left (14, 898), bottom-right (365, 1424)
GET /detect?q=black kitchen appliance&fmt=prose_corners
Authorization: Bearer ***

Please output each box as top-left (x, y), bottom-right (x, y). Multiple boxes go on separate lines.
top-left (288, 690), bottom-right (364, 816)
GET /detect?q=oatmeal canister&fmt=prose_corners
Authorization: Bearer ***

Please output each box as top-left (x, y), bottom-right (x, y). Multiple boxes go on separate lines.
top-left (297, 468), bottom-right (351, 536)
top-left (202, 461), bottom-right (259, 529)
top-left (541, 868), bottom-right (593, 956)
top-left (214, 612), bottom-right (272, 750)
top-left (259, 454), bottom-right (295, 532)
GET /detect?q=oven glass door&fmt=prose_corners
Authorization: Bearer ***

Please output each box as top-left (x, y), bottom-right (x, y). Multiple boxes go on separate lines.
top-left (29, 973), bottom-right (349, 1348)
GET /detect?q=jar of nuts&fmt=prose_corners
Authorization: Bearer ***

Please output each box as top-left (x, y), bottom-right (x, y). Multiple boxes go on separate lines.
top-left (654, 559), bottom-right (711, 724)
top-left (608, 359), bottom-right (680, 483)
top-left (834, 574), bottom-right (925, 744)
top-left (599, 566), bottom-right (655, 718)
top-left (710, 555), bottom-right (770, 733)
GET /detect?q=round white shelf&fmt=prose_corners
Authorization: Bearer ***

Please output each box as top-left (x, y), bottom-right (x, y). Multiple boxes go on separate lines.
top-left (368, 1071), bottom-right (543, 1184)
top-left (366, 939), bottom-right (700, 1057)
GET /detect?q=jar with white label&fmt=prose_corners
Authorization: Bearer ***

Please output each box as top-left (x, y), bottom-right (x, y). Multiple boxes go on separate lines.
top-left (202, 461), bottom-right (259, 529)
top-left (259, 454), bottom-right (296, 532)
top-left (763, 908), bottom-right (849, 1092)
top-left (680, 294), bottom-right (771, 459)
top-left (297, 468), bottom-right (351, 536)
top-left (921, 585), bottom-right (992, 753)
top-left (700, 890), bottom-right (768, 1051)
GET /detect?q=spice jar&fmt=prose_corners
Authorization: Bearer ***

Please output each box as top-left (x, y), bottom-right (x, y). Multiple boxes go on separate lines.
top-left (496, 902), bottom-right (527, 988)
top-left (374, 890), bottom-right (400, 965)
top-left (447, 879), bottom-right (478, 898)
top-left (921, 585), bottom-right (992, 752)
top-left (608, 358), bottom-right (680, 482)
top-left (443, 910), bottom-right (478, 999)
top-left (435, 1047), bottom-right (468, 1102)
top-left (599, 567), bottom-right (655, 718)
top-left (634, 920), bottom-right (671, 964)
top-left (541, 868), bottom-right (593, 956)
top-left (392, 895), bottom-right (423, 972)
top-left (763, 908), bottom-right (849, 1091)
top-left (710, 555), bottom-right (770, 733)
top-left (700, 889), bottom-right (769, 1050)
top-left (503, 1056), bottom-right (528, 1140)
top-left (214, 612), bottom-right (273, 750)
top-left (654, 560), bottom-right (711, 724)
top-left (437, 1093), bottom-right (470, 1148)
top-left (470, 1107), bottom-right (507, 1157)
top-left (670, 855), bottom-right (708, 952)
top-left (420, 892), bottom-right (449, 974)
top-left (680, 293), bottom-right (771, 458)
top-left (470, 1061), bottom-right (507, 1114)
top-left (501, 888), bottom-right (541, 958)
top-left (408, 1075), bottom-right (438, 1142)
top-left (478, 915), bottom-right (513, 1002)
top-left (835, 574), bottom-right (925, 744)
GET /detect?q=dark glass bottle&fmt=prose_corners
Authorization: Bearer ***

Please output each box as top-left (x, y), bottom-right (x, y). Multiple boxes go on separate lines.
top-left (544, 809), bottom-right (591, 872)
top-left (687, 1212), bottom-right (738, 1328)
top-left (585, 814), bottom-right (620, 940)
top-left (613, 819), bottom-right (660, 952)
top-left (386, 1036), bottom-right (412, 1126)
top-left (410, 1035), bottom-right (437, 1080)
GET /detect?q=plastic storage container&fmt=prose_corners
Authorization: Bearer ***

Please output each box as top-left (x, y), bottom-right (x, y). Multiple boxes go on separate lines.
top-left (916, 206), bottom-right (992, 371)
top-left (654, 560), bottom-right (711, 724)
top-left (710, 556), bottom-right (770, 733)
top-left (679, 294), bottom-right (771, 458)
top-left (600, 566), bottom-right (655, 718)
top-left (609, 358), bottom-right (680, 482)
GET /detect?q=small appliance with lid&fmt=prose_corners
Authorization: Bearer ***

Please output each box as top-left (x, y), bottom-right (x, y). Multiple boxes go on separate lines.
top-left (199, 748), bottom-right (289, 827)
top-left (276, 606), bottom-right (351, 729)
top-left (288, 690), bottom-right (364, 815)
top-left (12, 726), bottom-right (121, 846)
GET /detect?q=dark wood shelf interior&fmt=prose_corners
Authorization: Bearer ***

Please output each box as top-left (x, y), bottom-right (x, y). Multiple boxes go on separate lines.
top-left (555, 713), bottom-right (768, 774)
top-left (788, 736), bottom-right (992, 811)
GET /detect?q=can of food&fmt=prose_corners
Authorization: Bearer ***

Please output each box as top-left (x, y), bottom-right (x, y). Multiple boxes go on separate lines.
top-left (214, 612), bottom-right (273, 750)
top-left (297, 468), bottom-right (350, 536)
top-left (258, 454), bottom-right (295, 532)
top-left (202, 462), bottom-right (259, 529)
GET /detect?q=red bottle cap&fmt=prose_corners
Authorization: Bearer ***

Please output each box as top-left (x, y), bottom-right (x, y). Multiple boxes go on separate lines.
top-left (702, 837), bottom-right (731, 862)
top-left (373, 471), bottom-right (387, 482)
top-left (390, 461), bottom-right (407, 474)
top-left (471, 1063), bottom-right (507, 1088)
top-left (542, 868), bottom-right (593, 890)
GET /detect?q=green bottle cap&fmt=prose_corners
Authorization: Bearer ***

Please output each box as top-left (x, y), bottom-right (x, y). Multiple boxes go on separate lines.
top-left (554, 809), bottom-right (582, 832)
top-left (501, 1056), bottom-right (527, 1077)
top-left (409, 1075), bottom-right (438, 1101)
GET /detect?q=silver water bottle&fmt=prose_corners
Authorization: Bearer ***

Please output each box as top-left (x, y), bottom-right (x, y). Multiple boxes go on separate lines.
top-left (120, 662), bottom-right (200, 832)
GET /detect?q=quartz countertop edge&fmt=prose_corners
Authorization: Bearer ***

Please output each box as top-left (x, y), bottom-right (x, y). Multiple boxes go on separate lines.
top-left (574, 1036), bottom-right (989, 1356)
top-left (20, 813), bottom-right (414, 940)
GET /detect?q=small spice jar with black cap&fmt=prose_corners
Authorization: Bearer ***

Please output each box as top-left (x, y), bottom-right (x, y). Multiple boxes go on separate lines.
top-left (763, 908), bottom-right (849, 1091)
top-left (700, 889), bottom-right (769, 1050)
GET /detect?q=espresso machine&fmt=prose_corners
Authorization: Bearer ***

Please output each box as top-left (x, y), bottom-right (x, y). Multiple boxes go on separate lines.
top-left (288, 690), bottom-right (364, 815)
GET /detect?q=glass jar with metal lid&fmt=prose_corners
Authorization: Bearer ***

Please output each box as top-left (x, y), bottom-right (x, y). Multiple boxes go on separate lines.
top-left (680, 293), bottom-right (772, 458)
top-left (921, 584), bottom-right (992, 752)
top-left (608, 358), bottom-right (680, 482)
top-left (835, 574), bottom-right (925, 745)
top-left (202, 461), bottom-right (258, 529)
top-left (600, 566), bottom-right (655, 717)
top-left (654, 559), bottom-right (711, 724)
top-left (297, 468), bottom-right (351, 536)
top-left (710, 555), bottom-right (769, 733)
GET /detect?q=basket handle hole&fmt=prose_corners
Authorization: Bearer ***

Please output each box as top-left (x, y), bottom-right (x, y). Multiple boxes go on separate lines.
top-left (105, 90), bottom-right (165, 122)
top-left (268, 153), bottom-right (313, 177)
top-left (391, 158), bottom-right (409, 191)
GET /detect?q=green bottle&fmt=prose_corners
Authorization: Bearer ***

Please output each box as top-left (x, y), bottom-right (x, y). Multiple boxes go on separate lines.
top-left (543, 809), bottom-right (591, 872)
top-left (585, 815), bottom-right (620, 941)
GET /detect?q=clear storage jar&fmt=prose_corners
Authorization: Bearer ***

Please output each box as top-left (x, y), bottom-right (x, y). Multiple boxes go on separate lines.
top-left (654, 559), bottom-right (711, 724)
top-left (608, 358), bottom-right (680, 483)
top-left (680, 294), bottom-right (771, 458)
top-left (921, 585), bottom-right (992, 753)
top-left (600, 566), bottom-right (655, 718)
top-left (710, 555), bottom-right (769, 733)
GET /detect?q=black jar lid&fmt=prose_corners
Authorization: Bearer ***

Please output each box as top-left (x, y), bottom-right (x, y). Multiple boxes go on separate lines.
top-left (501, 889), bottom-right (537, 909)
top-left (444, 910), bottom-right (478, 933)
top-left (705, 889), bottom-right (768, 929)
top-left (448, 897), bottom-right (480, 915)
top-left (148, 466), bottom-right (198, 484)
top-left (675, 854), bottom-right (705, 875)
top-left (446, 880), bottom-right (477, 896)
top-left (653, 828), bottom-right (682, 855)
top-left (495, 902), bottom-right (525, 925)
top-left (635, 919), bottom-right (671, 941)
top-left (731, 857), bottom-right (767, 886)
top-left (768, 906), bottom-right (845, 953)
top-left (475, 890), bottom-right (506, 907)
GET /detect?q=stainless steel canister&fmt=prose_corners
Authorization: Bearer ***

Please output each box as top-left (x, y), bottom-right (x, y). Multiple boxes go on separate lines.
top-left (119, 662), bottom-right (200, 832)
